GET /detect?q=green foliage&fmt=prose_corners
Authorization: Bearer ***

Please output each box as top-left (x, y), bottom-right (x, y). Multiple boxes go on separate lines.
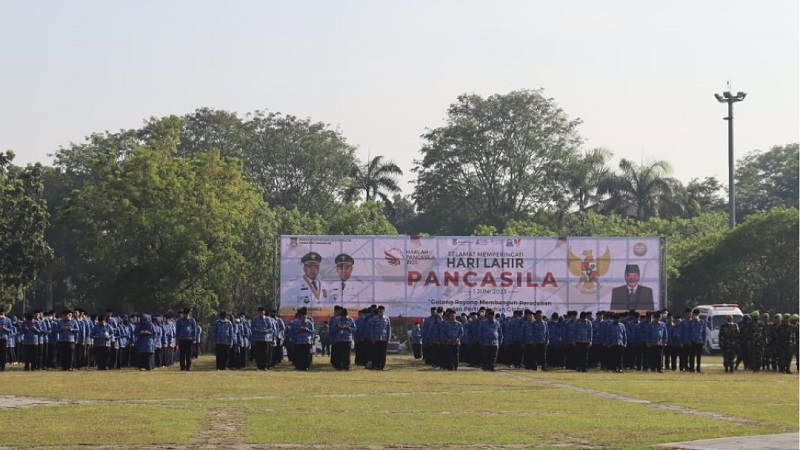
top-left (58, 121), bottom-right (263, 313)
top-left (0, 151), bottom-right (52, 307)
top-left (671, 209), bottom-right (798, 313)
top-left (735, 143), bottom-right (799, 218)
top-left (601, 158), bottom-right (675, 220)
top-left (343, 155), bottom-right (403, 205)
top-left (326, 201), bottom-right (398, 235)
top-left (413, 89), bottom-right (583, 235)
top-left (242, 111), bottom-right (356, 217)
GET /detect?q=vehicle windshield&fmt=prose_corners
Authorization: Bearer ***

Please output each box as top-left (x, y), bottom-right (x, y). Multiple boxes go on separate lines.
top-left (711, 314), bottom-right (743, 331)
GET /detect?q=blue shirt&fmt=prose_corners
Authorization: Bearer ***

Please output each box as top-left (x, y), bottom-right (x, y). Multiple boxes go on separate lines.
top-left (368, 314), bottom-right (392, 341)
top-left (289, 318), bottom-right (315, 345)
top-left (479, 319), bottom-right (503, 346)
top-left (91, 323), bottom-right (114, 347)
top-left (522, 319), bottom-right (549, 344)
top-left (606, 322), bottom-right (628, 346)
top-left (437, 320), bottom-right (464, 344)
top-left (646, 321), bottom-right (667, 345)
top-left (56, 318), bottom-right (79, 342)
top-left (211, 318), bottom-right (235, 345)
top-left (574, 320), bottom-right (592, 343)
top-left (175, 317), bottom-right (198, 340)
top-left (250, 316), bottom-right (275, 342)
top-left (681, 317), bottom-right (706, 344)
top-left (332, 316), bottom-right (356, 343)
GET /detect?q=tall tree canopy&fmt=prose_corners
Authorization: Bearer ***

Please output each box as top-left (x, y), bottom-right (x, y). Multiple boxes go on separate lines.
top-left (413, 89), bottom-right (583, 235)
top-left (601, 159), bottom-right (674, 221)
top-left (241, 111), bottom-right (356, 217)
top-left (0, 151), bottom-right (51, 307)
top-left (735, 143), bottom-right (799, 219)
top-left (58, 118), bottom-right (264, 314)
top-left (343, 155), bottom-right (403, 206)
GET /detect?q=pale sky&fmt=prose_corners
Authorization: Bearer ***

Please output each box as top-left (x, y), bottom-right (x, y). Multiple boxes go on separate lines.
top-left (2, 0), bottom-right (798, 196)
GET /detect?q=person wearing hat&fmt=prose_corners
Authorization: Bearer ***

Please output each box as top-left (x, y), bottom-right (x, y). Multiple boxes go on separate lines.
top-left (211, 312), bottom-right (235, 370)
top-left (521, 310), bottom-right (549, 371)
top-left (747, 311), bottom-right (767, 372)
top-left (292, 252), bottom-right (329, 308)
top-left (478, 310), bottom-right (503, 371)
top-left (250, 307), bottom-right (275, 371)
top-left (134, 314), bottom-right (156, 370)
top-left (331, 308), bottom-right (356, 370)
top-left (679, 308), bottom-right (706, 372)
top-left (610, 264), bottom-right (655, 311)
top-left (366, 305), bottom-right (391, 370)
top-left (175, 309), bottom-right (198, 371)
top-left (288, 307), bottom-right (315, 370)
top-left (329, 253), bottom-right (369, 309)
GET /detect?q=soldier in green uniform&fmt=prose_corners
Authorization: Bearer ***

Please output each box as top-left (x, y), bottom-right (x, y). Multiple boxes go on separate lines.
top-left (734, 315), bottom-right (751, 370)
top-left (718, 314), bottom-right (739, 373)
top-left (748, 311), bottom-right (767, 372)
top-left (760, 313), bottom-right (772, 371)
top-left (774, 314), bottom-right (796, 374)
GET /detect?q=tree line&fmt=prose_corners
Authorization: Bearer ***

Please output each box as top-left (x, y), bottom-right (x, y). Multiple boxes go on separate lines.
top-left (2, 90), bottom-right (797, 318)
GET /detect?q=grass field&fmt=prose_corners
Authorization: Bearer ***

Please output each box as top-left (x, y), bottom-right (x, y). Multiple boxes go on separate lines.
top-left (0, 353), bottom-right (796, 449)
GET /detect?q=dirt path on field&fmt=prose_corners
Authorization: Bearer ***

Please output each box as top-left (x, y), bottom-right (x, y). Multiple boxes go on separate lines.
top-left (499, 371), bottom-right (788, 429)
top-left (0, 395), bottom-right (95, 409)
top-left (190, 406), bottom-right (248, 447)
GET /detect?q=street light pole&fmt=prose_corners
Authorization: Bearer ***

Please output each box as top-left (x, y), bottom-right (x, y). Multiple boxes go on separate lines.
top-left (714, 90), bottom-right (746, 229)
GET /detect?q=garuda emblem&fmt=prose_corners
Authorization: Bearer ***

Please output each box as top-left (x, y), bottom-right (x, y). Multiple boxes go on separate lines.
top-left (568, 247), bottom-right (611, 294)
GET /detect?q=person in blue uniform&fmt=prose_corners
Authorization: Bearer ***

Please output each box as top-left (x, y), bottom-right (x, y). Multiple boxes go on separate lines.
top-left (21, 313), bottom-right (40, 371)
top-left (410, 322), bottom-right (423, 360)
top-left (289, 307), bottom-right (315, 370)
top-left (175, 308), bottom-right (198, 371)
top-left (0, 308), bottom-right (13, 371)
top-left (250, 307), bottom-right (275, 371)
top-left (91, 316), bottom-right (114, 370)
top-left (134, 314), bottom-right (156, 370)
top-left (646, 312), bottom-right (667, 372)
top-left (211, 312), bottom-right (235, 370)
top-left (573, 312), bottom-right (593, 372)
top-left (681, 308), bottom-right (706, 372)
top-left (438, 309), bottom-right (464, 371)
top-left (479, 310), bottom-right (503, 371)
top-left (522, 310), bottom-right (549, 371)
top-left (331, 308), bottom-right (356, 370)
top-left (605, 313), bottom-right (627, 372)
top-left (367, 305), bottom-right (392, 370)
top-left (56, 310), bottom-right (79, 371)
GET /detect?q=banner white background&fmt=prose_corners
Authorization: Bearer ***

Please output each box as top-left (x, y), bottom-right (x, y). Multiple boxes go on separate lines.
top-left (279, 236), bottom-right (661, 319)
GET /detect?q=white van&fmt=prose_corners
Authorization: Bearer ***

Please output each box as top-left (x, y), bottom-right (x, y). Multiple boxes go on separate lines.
top-left (695, 304), bottom-right (744, 354)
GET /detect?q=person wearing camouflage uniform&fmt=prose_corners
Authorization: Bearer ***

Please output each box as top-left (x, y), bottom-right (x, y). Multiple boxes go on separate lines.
top-left (761, 313), bottom-right (774, 371)
top-left (734, 315), bottom-right (751, 370)
top-left (774, 314), bottom-right (796, 374)
top-left (748, 311), bottom-right (767, 372)
top-left (718, 314), bottom-right (739, 373)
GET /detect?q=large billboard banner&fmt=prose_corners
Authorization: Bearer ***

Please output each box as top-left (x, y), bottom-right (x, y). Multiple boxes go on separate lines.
top-left (279, 236), bottom-right (661, 319)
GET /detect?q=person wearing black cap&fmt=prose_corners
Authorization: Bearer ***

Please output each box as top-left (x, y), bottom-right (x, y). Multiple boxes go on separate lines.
top-left (291, 252), bottom-right (328, 309)
top-left (610, 264), bottom-right (654, 311)
top-left (56, 310), bottom-right (79, 371)
top-left (331, 308), bottom-right (356, 370)
top-left (211, 312), bottom-right (235, 370)
top-left (478, 310), bottom-right (503, 371)
top-left (175, 309), bottom-right (198, 371)
top-left (250, 307), bottom-right (275, 371)
top-left (329, 253), bottom-right (369, 308)
top-left (288, 307), bottom-right (315, 370)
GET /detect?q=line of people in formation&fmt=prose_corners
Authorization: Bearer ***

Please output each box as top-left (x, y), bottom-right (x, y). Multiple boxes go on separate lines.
top-left (209, 305), bottom-right (392, 372)
top-left (0, 307), bottom-right (202, 372)
top-left (409, 306), bottom-right (799, 374)
top-left (2, 304), bottom-right (796, 375)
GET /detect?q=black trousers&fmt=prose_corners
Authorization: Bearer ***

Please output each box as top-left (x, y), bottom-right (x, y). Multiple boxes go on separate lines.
top-left (215, 344), bottom-right (230, 370)
top-left (412, 343), bottom-right (422, 359)
top-left (58, 341), bottom-right (75, 370)
top-left (178, 339), bottom-right (194, 370)
top-left (442, 344), bottom-right (459, 370)
top-left (252, 340), bottom-right (273, 370)
top-left (575, 342), bottom-right (589, 371)
top-left (609, 345), bottom-right (624, 371)
top-left (481, 344), bottom-right (499, 370)
top-left (523, 343), bottom-right (547, 370)
top-left (332, 341), bottom-right (352, 370)
top-left (138, 351), bottom-right (154, 370)
top-left (648, 345), bottom-right (663, 371)
top-left (0, 338), bottom-right (6, 369)
top-left (94, 346), bottom-right (109, 370)
top-left (687, 343), bottom-right (703, 371)
top-left (24, 344), bottom-right (40, 370)
top-left (371, 341), bottom-right (388, 370)
top-left (293, 343), bottom-right (312, 370)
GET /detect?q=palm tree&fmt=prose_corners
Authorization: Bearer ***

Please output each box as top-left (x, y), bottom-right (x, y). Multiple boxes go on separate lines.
top-left (344, 155), bottom-right (404, 206)
top-left (565, 147), bottom-right (614, 212)
top-left (601, 159), bottom-right (674, 220)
